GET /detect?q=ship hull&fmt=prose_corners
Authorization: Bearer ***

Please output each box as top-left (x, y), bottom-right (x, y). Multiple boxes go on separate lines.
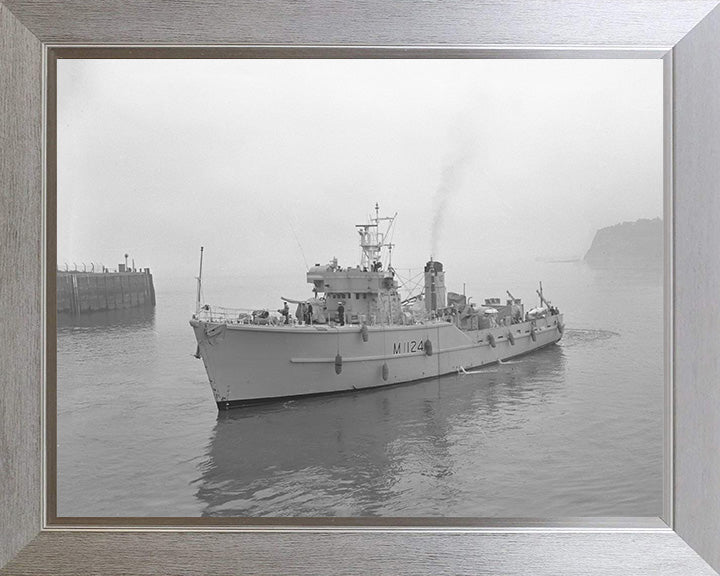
top-left (191, 314), bottom-right (564, 410)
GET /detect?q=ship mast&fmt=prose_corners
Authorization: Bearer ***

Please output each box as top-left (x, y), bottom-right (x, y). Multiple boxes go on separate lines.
top-left (355, 202), bottom-right (397, 270)
top-left (196, 246), bottom-right (204, 314)
top-left (536, 281), bottom-right (552, 310)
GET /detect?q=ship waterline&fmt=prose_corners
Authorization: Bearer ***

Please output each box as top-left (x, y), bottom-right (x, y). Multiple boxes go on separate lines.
top-left (191, 314), bottom-right (563, 409)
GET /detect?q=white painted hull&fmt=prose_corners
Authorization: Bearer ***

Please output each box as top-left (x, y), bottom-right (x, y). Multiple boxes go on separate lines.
top-left (191, 314), bottom-right (564, 409)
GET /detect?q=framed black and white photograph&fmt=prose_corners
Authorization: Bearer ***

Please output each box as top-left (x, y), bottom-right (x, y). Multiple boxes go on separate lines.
top-left (2, 2), bottom-right (720, 576)
top-left (54, 57), bottom-right (665, 520)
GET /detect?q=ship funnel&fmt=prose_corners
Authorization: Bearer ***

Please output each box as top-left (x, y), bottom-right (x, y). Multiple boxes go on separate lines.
top-left (424, 259), bottom-right (446, 312)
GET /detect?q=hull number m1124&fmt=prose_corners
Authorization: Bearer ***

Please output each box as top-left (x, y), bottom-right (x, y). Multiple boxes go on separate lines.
top-left (393, 340), bottom-right (425, 355)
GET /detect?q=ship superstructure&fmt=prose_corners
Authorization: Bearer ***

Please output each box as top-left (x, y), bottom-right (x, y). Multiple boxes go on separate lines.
top-left (190, 204), bottom-right (564, 409)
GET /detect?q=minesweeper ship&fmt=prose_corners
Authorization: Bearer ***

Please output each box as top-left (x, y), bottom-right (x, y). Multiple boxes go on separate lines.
top-left (191, 205), bottom-right (564, 410)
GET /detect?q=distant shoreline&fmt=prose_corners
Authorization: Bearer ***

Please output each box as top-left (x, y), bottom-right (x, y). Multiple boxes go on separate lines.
top-left (584, 218), bottom-right (662, 267)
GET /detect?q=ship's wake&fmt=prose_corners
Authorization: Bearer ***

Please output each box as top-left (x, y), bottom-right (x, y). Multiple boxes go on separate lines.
top-left (560, 328), bottom-right (620, 348)
top-left (458, 360), bottom-right (522, 375)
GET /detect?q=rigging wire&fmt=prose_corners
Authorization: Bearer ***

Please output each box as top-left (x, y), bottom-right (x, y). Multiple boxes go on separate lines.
top-left (288, 215), bottom-right (309, 269)
top-left (394, 268), bottom-right (425, 301)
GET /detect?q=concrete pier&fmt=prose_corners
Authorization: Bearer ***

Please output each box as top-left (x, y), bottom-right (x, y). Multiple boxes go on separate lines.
top-left (57, 269), bottom-right (156, 314)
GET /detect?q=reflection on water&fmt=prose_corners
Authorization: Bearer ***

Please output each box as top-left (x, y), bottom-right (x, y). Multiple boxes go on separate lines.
top-left (195, 346), bottom-right (568, 516)
top-left (57, 305), bottom-right (156, 332)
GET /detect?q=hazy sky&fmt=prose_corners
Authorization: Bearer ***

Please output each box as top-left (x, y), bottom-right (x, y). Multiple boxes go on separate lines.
top-left (58, 59), bottom-right (662, 283)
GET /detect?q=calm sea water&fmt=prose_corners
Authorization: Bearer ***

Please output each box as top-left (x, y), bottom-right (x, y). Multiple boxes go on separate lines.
top-left (57, 260), bottom-right (663, 517)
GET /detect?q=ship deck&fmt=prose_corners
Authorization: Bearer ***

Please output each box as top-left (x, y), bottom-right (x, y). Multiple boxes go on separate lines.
top-left (189, 318), bottom-right (453, 333)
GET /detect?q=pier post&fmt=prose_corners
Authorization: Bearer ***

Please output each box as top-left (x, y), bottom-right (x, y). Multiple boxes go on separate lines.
top-left (70, 274), bottom-right (79, 315)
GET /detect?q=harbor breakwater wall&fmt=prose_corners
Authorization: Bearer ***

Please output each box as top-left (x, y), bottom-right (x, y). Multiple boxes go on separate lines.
top-left (57, 269), bottom-right (156, 314)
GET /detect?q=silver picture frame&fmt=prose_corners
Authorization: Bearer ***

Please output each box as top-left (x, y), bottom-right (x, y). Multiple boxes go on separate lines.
top-left (2, 1), bottom-right (720, 574)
